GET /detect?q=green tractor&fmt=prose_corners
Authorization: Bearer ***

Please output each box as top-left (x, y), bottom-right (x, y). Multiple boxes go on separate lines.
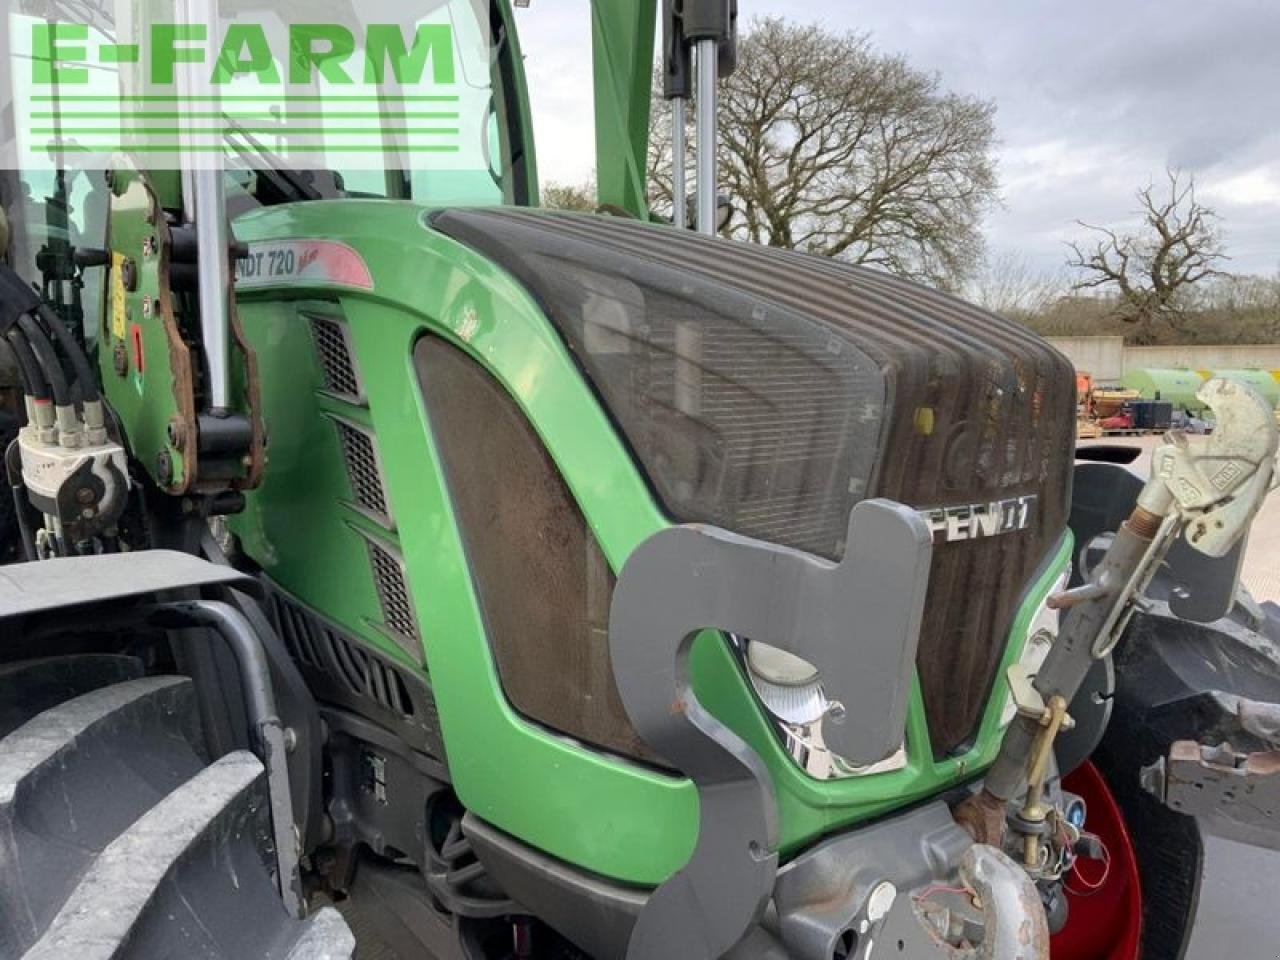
top-left (2, 2), bottom-right (1279, 958)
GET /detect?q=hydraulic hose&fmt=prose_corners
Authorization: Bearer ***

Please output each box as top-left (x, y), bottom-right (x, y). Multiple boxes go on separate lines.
top-left (4, 328), bottom-right (48, 400)
top-left (15, 313), bottom-right (70, 406)
top-left (36, 303), bottom-right (99, 404)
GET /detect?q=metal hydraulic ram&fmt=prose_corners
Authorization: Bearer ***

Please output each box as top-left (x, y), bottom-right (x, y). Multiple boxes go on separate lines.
top-left (661, 0), bottom-right (737, 233)
top-left (962, 378), bottom-right (1279, 837)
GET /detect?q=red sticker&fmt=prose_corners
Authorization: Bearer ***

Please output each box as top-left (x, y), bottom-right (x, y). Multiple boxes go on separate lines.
top-left (130, 323), bottom-right (145, 374)
top-left (235, 239), bottom-right (374, 290)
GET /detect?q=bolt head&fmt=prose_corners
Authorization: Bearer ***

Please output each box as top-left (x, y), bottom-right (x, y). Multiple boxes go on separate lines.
top-left (155, 450), bottom-right (173, 485)
top-left (112, 343), bottom-right (129, 377)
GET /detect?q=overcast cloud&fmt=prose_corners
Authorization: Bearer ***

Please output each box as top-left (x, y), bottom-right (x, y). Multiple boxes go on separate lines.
top-left (514, 0), bottom-right (1280, 276)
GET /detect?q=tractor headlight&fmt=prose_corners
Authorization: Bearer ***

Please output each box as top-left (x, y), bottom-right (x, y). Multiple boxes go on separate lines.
top-left (742, 639), bottom-right (907, 780)
top-left (746, 641), bottom-right (829, 725)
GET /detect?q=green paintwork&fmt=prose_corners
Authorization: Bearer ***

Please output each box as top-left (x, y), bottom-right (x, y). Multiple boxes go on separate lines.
top-left (99, 169), bottom-right (258, 493)
top-left (228, 198), bottom-right (1073, 885)
top-left (590, 0), bottom-right (657, 217)
top-left (98, 170), bottom-right (192, 490)
top-left (1204, 370), bottom-right (1280, 410)
top-left (91, 0), bottom-right (1072, 890)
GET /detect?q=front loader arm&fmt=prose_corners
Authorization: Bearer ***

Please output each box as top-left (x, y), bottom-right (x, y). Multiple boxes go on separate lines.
top-left (590, 0), bottom-right (657, 217)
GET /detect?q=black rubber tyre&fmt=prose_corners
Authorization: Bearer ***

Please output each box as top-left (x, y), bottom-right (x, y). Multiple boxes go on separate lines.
top-left (0, 654), bottom-right (354, 959)
top-left (1092, 694), bottom-right (1202, 960)
top-left (1094, 602), bottom-right (1280, 959)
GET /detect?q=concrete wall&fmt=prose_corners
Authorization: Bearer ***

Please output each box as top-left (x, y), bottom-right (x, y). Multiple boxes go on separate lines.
top-left (1046, 336), bottom-right (1280, 385)
top-left (1045, 336), bottom-right (1125, 383)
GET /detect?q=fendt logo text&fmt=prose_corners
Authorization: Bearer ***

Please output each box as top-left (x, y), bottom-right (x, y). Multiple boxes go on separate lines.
top-left (921, 495), bottom-right (1037, 543)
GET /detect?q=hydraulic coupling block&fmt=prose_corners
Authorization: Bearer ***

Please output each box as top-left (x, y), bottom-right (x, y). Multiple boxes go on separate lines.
top-left (1, 261), bottom-right (129, 556)
top-left (17, 423), bottom-right (129, 554)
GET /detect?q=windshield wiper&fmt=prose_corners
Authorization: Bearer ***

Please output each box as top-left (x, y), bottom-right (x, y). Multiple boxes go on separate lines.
top-left (222, 119), bottom-right (323, 205)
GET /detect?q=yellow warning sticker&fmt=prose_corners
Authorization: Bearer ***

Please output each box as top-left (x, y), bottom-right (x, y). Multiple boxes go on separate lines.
top-left (110, 252), bottom-right (127, 339)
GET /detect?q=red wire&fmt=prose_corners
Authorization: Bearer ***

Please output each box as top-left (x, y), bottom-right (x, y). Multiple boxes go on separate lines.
top-left (1065, 832), bottom-right (1112, 897)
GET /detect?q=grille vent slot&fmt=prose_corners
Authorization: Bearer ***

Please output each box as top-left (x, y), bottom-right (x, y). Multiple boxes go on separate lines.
top-left (269, 591), bottom-right (417, 720)
top-left (308, 314), bottom-right (363, 402)
top-left (332, 418), bottom-right (391, 522)
top-left (367, 539), bottom-right (420, 652)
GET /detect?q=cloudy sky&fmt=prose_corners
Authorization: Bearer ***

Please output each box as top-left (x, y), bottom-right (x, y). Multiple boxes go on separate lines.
top-left (513, 0), bottom-right (1280, 276)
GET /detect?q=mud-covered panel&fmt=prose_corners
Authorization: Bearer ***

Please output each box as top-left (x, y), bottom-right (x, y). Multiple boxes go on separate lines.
top-left (416, 335), bottom-right (664, 766)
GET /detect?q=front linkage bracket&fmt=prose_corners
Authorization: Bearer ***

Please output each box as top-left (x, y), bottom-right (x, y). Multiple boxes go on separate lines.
top-left (608, 498), bottom-right (933, 959)
top-left (1142, 696), bottom-right (1280, 851)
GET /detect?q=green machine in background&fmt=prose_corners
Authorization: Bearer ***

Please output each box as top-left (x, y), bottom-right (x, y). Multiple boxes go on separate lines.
top-left (1204, 369), bottom-right (1280, 410)
top-left (1122, 367), bottom-right (1278, 415)
top-left (1121, 368), bottom-right (1209, 414)
top-left (3, 2), bottom-right (1280, 959)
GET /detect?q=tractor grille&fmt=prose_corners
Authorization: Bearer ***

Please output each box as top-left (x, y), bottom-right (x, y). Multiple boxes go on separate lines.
top-left (265, 585), bottom-right (444, 760)
top-left (331, 417), bottom-right (391, 523)
top-left (272, 589), bottom-right (416, 716)
top-left (308, 314), bottom-right (363, 402)
top-left (366, 538), bottom-right (420, 653)
top-left (434, 208), bottom-right (1075, 757)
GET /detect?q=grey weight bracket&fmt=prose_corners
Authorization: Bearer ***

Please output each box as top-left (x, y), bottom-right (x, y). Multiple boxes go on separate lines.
top-left (609, 499), bottom-right (933, 960)
top-left (1142, 739), bottom-right (1280, 851)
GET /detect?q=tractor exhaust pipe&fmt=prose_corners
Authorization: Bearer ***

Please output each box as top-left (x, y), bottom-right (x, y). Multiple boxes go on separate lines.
top-left (663, 1), bottom-right (737, 234)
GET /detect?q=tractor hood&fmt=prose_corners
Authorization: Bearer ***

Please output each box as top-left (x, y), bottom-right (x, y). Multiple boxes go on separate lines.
top-left (432, 207), bottom-right (1076, 757)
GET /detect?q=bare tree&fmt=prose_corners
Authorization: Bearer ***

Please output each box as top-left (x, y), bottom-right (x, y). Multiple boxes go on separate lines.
top-left (541, 180), bottom-right (597, 212)
top-left (648, 18), bottom-right (999, 288)
top-left (969, 251), bottom-right (1067, 321)
top-left (1067, 169), bottom-right (1227, 344)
